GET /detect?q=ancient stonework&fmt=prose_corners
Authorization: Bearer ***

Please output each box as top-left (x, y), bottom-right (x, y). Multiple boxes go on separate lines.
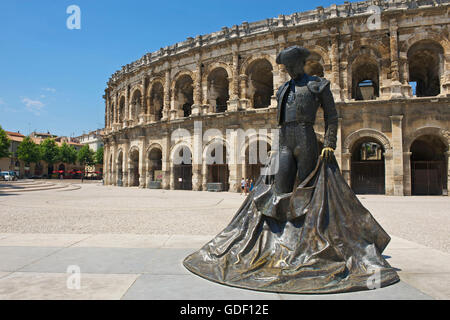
top-left (102, 0), bottom-right (450, 196)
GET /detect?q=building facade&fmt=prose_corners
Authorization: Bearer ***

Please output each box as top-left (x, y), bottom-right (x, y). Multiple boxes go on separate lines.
top-left (102, 0), bottom-right (450, 196)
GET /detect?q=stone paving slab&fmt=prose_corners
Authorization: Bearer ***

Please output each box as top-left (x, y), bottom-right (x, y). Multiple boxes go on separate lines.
top-left (0, 247), bottom-right (63, 272)
top-left (122, 274), bottom-right (281, 300)
top-left (0, 272), bottom-right (139, 300)
top-left (396, 273), bottom-right (450, 300)
top-left (71, 234), bottom-right (171, 248)
top-left (0, 233), bottom-right (91, 247)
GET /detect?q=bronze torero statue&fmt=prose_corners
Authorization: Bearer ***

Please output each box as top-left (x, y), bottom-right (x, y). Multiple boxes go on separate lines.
top-left (183, 46), bottom-right (399, 294)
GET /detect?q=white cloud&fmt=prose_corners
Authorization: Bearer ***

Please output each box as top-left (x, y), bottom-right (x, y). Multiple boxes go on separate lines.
top-left (43, 87), bottom-right (56, 93)
top-left (22, 97), bottom-right (45, 115)
top-left (0, 98), bottom-right (4, 105)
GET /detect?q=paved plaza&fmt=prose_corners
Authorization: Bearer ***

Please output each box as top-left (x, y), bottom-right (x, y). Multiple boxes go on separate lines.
top-left (0, 180), bottom-right (449, 300)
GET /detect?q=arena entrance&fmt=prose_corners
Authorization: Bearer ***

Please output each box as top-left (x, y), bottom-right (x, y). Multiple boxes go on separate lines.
top-left (148, 148), bottom-right (162, 182)
top-left (173, 146), bottom-right (192, 190)
top-left (206, 144), bottom-right (229, 191)
top-left (351, 139), bottom-right (385, 194)
top-left (411, 135), bottom-right (447, 195)
top-left (117, 152), bottom-right (123, 185)
top-left (129, 149), bottom-right (140, 187)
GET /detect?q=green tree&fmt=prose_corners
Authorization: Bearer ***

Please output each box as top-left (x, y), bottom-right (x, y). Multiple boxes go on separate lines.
top-left (17, 137), bottom-right (40, 165)
top-left (77, 145), bottom-right (95, 166)
top-left (95, 146), bottom-right (104, 165)
top-left (58, 142), bottom-right (77, 164)
top-left (39, 138), bottom-right (59, 166)
top-left (0, 125), bottom-right (11, 158)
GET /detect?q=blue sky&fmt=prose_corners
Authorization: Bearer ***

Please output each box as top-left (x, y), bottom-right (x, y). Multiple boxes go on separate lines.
top-left (0, 0), bottom-right (343, 137)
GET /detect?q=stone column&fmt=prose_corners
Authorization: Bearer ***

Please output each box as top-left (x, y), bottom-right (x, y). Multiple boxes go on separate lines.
top-left (226, 129), bottom-right (240, 192)
top-left (390, 115), bottom-right (404, 195)
top-left (227, 50), bottom-right (240, 111)
top-left (191, 60), bottom-right (202, 116)
top-left (103, 144), bottom-right (109, 185)
top-left (388, 20), bottom-right (404, 99)
top-left (403, 151), bottom-right (412, 196)
top-left (341, 152), bottom-right (351, 187)
top-left (162, 69), bottom-right (171, 121)
top-left (334, 118), bottom-right (343, 168)
top-left (192, 164), bottom-right (202, 191)
top-left (384, 149), bottom-right (394, 196)
top-left (330, 34), bottom-right (342, 102)
top-left (139, 136), bottom-right (147, 188)
top-left (446, 151), bottom-right (450, 196)
top-left (201, 162), bottom-right (208, 191)
top-left (239, 74), bottom-right (250, 109)
top-left (161, 134), bottom-right (171, 189)
top-left (123, 141), bottom-right (129, 187)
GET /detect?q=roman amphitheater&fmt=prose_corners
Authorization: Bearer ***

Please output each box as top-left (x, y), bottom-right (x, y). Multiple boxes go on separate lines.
top-left (102, 0), bottom-right (450, 196)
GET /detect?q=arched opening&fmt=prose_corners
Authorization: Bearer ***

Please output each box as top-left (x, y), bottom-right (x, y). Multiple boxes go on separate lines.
top-left (148, 148), bottom-right (162, 182)
top-left (408, 40), bottom-right (443, 97)
top-left (131, 90), bottom-right (142, 122)
top-left (117, 152), bottom-right (123, 186)
top-left (175, 75), bottom-right (194, 118)
top-left (247, 59), bottom-right (273, 108)
top-left (173, 146), bottom-right (192, 190)
top-left (305, 52), bottom-right (324, 77)
top-left (207, 68), bottom-right (229, 113)
top-left (245, 140), bottom-right (271, 182)
top-left (206, 143), bottom-right (229, 191)
top-left (129, 149), bottom-right (140, 187)
top-left (411, 135), bottom-right (447, 195)
top-left (352, 56), bottom-right (379, 100)
top-left (119, 97), bottom-right (125, 123)
top-left (351, 139), bottom-right (385, 194)
top-left (150, 82), bottom-right (164, 121)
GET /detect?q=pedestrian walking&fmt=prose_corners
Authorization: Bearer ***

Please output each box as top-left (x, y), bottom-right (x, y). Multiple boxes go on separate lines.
top-left (240, 178), bottom-right (245, 195)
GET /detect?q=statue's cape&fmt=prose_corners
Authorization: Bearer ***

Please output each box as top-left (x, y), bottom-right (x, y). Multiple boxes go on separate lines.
top-left (183, 156), bottom-right (399, 294)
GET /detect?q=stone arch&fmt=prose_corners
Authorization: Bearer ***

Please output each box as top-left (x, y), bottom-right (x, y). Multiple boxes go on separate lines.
top-left (170, 142), bottom-right (193, 164)
top-left (130, 88), bottom-right (143, 121)
top-left (343, 129), bottom-right (391, 154)
top-left (205, 66), bottom-right (230, 113)
top-left (202, 137), bottom-right (231, 163)
top-left (400, 32), bottom-right (449, 57)
top-left (203, 61), bottom-right (233, 82)
top-left (170, 142), bottom-right (193, 190)
top-left (172, 71), bottom-right (195, 118)
top-left (304, 45), bottom-right (330, 77)
top-left (241, 56), bottom-right (274, 108)
top-left (239, 54), bottom-right (277, 76)
top-left (148, 79), bottom-right (164, 120)
top-left (118, 95), bottom-right (126, 122)
top-left (405, 126), bottom-right (450, 152)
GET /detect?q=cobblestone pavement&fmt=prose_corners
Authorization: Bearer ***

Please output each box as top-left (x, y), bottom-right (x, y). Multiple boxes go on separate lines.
top-left (0, 183), bottom-right (448, 253)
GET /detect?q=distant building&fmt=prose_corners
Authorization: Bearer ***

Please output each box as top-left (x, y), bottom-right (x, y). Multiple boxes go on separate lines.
top-left (0, 131), bottom-right (85, 178)
top-left (75, 129), bottom-right (104, 177)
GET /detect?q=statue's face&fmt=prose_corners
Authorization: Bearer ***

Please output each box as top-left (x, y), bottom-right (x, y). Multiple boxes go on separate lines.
top-left (284, 59), bottom-right (305, 80)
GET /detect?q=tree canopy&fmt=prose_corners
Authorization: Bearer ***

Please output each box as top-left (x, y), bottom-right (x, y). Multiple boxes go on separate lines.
top-left (0, 125), bottom-right (11, 158)
top-left (58, 142), bottom-right (77, 164)
top-left (77, 144), bottom-right (95, 166)
top-left (95, 146), bottom-right (104, 165)
top-left (39, 138), bottom-right (59, 165)
top-left (17, 137), bottom-right (40, 165)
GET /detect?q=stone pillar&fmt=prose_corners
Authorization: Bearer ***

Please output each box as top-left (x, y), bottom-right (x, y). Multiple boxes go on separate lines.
top-left (384, 149), bottom-right (394, 196)
top-left (341, 152), bottom-right (351, 187)
top-left (201, 162), bottom-right (208, 191)
top-left (227, 50), bottom-right (241, 111)
top-left (446, 151), bottom-right (450, 196)
top-left (403, 151), bottom-right (412, 196)
top-left (335, 118), bottom-right (343, 168)
top-left (103, 144), bottom-right (109, 185)
top-left (239, 74), bottom-right (250, 109)
top-left (192, 164), bottom-right (202, 191)
top-left (191, 61), bottom-right (202, 116)
top-left (227, 129), bottom-right (240, 192)
top-left (162, 69), bottom-right (171, 121)
top-left (388, 20), bottom-right (403, 99)
top-left (123, 142), bottom-right (129, 187)
top-left (441, 54), bottom-right (450, 96)
top-left (330, 34), bottom-right (342, 102)
top-left (139, 137), bottom-right (147, 188)
top-left (390, 115), bottom-right (404, 195)
top-left (161, 134), bottom-right (171, 189)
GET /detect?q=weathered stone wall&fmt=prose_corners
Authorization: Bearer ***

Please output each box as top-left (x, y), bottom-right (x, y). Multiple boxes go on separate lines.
top-left (102, 0), bottom-right (450, 195)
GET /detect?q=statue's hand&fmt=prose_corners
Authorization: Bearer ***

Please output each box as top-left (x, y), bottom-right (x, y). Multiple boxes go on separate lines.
top-left (321, 147), bottom-right (334, 161)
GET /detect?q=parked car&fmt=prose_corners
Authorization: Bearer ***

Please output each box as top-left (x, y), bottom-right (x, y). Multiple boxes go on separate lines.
top-left (0, 171), bottom-right (18, 181)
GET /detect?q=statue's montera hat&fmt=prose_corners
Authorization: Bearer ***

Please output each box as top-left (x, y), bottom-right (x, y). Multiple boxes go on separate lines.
top-left (276, 46), bottom-right (310, 65)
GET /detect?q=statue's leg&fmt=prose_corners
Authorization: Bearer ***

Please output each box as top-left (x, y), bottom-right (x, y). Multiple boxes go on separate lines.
top-left (274, 145), bottom-right (297, 193)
